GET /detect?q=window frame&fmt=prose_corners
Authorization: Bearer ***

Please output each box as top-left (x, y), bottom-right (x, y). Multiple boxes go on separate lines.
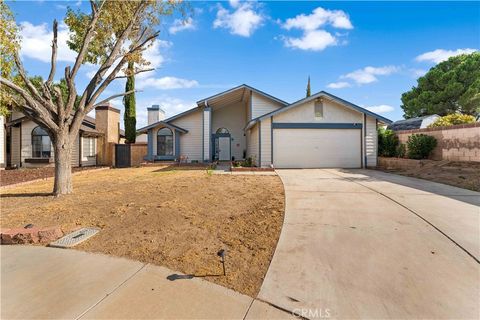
top-left (157, 127), bottom-right (174, 156)
top-left (314, 99), bottom-right (324, 119)
top-left (82, 137), bottom-right (96, 157)
top-left (31, 126), bottom-right (51, 158)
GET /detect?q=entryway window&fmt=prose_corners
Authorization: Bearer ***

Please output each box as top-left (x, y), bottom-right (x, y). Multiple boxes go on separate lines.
top-left (157, 127), bottom-right (173, 156)
top-left (32, 126), bottom-right (51, 158)
top-left (82, 137), bottom-right (96, 157)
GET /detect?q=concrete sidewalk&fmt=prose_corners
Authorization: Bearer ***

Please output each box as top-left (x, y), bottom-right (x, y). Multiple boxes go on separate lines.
top-left (1, 246), bottom-right (294, 319)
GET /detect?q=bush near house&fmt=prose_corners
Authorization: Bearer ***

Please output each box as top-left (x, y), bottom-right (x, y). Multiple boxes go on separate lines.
top-left (396, 144), bottom-right (406, 158)
top-left (378, 128), bottom-right (399, 157)
top-left (406, 134), bottom-right (437, 159)
top-left (428, 114), bottom-right (476, 128)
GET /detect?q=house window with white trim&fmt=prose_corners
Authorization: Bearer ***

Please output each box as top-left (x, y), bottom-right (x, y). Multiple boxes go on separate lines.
top-left (157, 128), bottom-right (173, 156)
top-left (314, 99), bottom-right (324, 118)
top-left (32, 126), bottom-right (51, 158)
top-left (82, 137), bottom-right (95, 157)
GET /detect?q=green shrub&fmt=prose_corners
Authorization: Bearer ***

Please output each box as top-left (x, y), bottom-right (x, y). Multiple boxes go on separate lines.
top-left (396, 144), bottom-right (406, 158)
top-left (428, 114), bottom-right (476, 128)
top-left (378, 128), bottom-right (399, 157)
top-left (406, 134), bottom-right (437, 159)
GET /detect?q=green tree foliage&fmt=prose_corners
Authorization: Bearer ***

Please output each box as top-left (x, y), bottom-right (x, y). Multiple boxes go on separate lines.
top-left (123, 61), bottom-right (136, 143)
top-left (306, 76), bottom-right (311, 97)
top-left (428, 114), bottom-right (476, 128)
top-left (406, 134), bottom-right (437, 159)
top-left (378, 128), bottom-right (399, 157)
top-left (401, 52), bottom-right (480, 119)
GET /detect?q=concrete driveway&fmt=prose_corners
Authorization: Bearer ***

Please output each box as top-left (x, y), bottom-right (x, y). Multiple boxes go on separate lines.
top-left (258, 169), bottom-right (479, 319)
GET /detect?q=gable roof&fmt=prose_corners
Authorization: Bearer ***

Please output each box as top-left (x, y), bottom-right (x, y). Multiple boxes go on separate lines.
top-left (137, 121), bottom-right (188, 134)
top-left (245, 90), bottom-right (392, 130)
top-left (196, 84), bottom-right (289, 107)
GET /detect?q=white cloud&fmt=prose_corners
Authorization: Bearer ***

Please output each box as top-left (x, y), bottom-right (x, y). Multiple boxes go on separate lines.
top-left (283, 7), bottom-right (353, 31)
top-left (280, 7), bottom-right (352, 51)
top-left (137, 76), bottom-right (199, 90)
top-left (19, 21), bottom-right (77, 63)
top-left (169, 17), bottom-right (195, 34)
top-left (342, 66), bottom-right (399, 84)
top-left (136, 96), bottom-right (196, 128)
top-left (327, 81), bottom-right (351, 89)
top-left (410, 68), bottom-right (427, 78)
top-left (365, 104), bottom-right (395, 114)
top-left (213, 2), bottom-right (264, 37)
top-left (283, 30), bottom-right (336, 51)
top-left (415, 48), bottom-right (477, 64)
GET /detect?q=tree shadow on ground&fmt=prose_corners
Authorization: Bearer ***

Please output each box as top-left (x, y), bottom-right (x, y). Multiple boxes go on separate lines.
top-left (0, 192), bottom-right (53, 198)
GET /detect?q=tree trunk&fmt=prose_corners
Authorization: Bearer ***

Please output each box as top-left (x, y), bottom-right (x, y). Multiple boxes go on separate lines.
top-left (52, 132), bottom-right (73, 196)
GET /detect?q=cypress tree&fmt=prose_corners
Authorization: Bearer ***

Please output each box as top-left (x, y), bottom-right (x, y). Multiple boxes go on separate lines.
top-left (306, 76), bottom-right (311, 97)
top-left (124, 61), bottom-right (136, 143)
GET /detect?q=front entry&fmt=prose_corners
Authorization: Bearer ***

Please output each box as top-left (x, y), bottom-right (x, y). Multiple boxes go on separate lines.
top-left (218, 136), bottom-right (231, 161)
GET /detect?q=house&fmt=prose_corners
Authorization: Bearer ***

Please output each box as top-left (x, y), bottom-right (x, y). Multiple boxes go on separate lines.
top-left (1, 115), bottom-right (5, 169)
top-left (5, 104), bottom-right (124, 168)
top-left (387, 115), bottom-right (439, 131)
top-left (138, 84), bottom-right (392, 168)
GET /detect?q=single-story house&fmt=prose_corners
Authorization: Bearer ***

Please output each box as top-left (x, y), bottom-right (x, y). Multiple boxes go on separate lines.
top-left (5, 104), bottom-right (124, 168)
top-left (387, 115), bottom-right (440, 131)
top-left (138, 84), bottom-right (392, 168)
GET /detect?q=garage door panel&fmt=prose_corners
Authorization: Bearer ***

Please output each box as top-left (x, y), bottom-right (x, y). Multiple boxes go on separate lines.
top-left (273, 129), bottom-right (361, 168)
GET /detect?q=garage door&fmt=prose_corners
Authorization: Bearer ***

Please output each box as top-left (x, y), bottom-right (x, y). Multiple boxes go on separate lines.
top-left (273, 129), bottom-right (361, 168)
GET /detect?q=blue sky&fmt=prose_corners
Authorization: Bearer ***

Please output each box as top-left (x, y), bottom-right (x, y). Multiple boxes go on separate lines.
top-left (8, 1), bottom-right (480, 128)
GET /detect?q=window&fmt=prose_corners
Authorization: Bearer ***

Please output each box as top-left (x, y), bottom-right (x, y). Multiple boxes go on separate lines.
top-left (32, 126), bottom-right (51, 158)
top-left (82, 137), bottom-right (95, 157)
top-left (314, 99), bottom-right (324, 118)
top-left (216, 127), bottom-right (229, 134)
top-left (157, 127), bottom-right (173, 156)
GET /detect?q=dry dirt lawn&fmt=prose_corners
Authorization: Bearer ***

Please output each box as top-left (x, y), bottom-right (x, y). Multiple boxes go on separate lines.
top-left (0, 166), bottom-right (285, 297)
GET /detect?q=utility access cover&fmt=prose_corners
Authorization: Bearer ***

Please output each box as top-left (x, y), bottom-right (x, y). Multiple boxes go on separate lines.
top-left (50, 227), bottom-right (99, 248)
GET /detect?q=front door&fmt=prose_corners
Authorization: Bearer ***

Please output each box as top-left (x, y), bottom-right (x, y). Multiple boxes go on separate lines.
top-left (218, 136), bottom-right (231, 161)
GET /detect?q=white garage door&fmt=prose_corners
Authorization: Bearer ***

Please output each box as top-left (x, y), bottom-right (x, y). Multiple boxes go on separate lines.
top-left (273, 129), bottom-right (361, 168)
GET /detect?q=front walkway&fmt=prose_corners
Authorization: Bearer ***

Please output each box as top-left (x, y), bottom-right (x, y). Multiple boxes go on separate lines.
top-left (258, 169), bottom-right (479, 319)
top-left (1, 246), bottom-right (293, 319)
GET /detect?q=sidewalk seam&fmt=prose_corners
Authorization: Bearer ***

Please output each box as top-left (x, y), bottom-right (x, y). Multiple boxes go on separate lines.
top-left (75, 263), bottom-right (147, 319)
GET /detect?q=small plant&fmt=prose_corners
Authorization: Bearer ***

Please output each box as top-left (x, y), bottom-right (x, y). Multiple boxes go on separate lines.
top-left (396, 144), bottom-right (406, 158)
top-left (406, 134), bottom-right (437, 159)
top-left (378, 128), bottom-right (399, 157)
top-left (428, 114), bottom-right (476, 128)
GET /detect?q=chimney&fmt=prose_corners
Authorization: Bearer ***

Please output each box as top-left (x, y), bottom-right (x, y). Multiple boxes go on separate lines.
top-left (95, 103), bottom-right (120, 166)
top-left (147, 105), bottom-right (166, 125)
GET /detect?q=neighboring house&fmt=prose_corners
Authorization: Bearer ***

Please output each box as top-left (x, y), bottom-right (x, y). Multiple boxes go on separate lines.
top-left (0, 115), bottom-right (5, 169)
top-left (138, 84), bottom-right (392, 168)
top-left (5, 104), bottom-right (124, 168)
top-left (387, 115), bottom-right (440, 131)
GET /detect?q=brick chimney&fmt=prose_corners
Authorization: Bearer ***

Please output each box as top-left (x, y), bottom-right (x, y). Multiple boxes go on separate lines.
top-left (147, 105), bottom-right (166, 125)
top-left (95, 103), bottom-right (120, 165)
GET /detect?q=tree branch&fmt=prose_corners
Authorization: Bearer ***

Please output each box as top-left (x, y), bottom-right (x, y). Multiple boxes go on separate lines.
top-left (93, 90), bottom-right (139, 108)
top-left (46, 19), bottom-right (58, 87)
top-left (114, 68), bottom-right (154, 79)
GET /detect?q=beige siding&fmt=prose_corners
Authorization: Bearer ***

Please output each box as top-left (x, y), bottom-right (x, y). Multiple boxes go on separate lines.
top-left (251, 92), bottom-right (284, 119)
top-left (11, 126), bottom-right (21, 167)
top-left (71, 134), bottom-right (80, 167)
top-left (81, 136), bottom-right (97, 166)
top-left (273, 99), bottom-right (362, 123)
top-left (211, 101), bottom-right (247, 160)
top-left (203, 108), bottom-right (211, 161)
top-left (365, 116), bottom-right (377, 167)
top-left (247, 124), bottom-right (259, 166)
top-left (11, 110), bottom-right (24, 121)
top-left (171, 109), bottom-right (203, 162)
top-left (0, 116), bottom-right (5, 167)
top-left (259, 117), bottom-right (272, 167)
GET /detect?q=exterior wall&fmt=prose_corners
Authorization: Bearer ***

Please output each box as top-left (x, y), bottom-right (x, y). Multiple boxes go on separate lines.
top-left (11, 110), bottom-right (24, 121)
top-left (259, 117), bottom-right (272, 167)
top-left (273, 99), bottom-right (363, 124)
top-left (211, 101), bottom-right (247, 160)
top-left (396, 122), bottom-right (480, 162)
top-left (95, 106), bottom-right (120, 166)
top-left (202, 108), bottom-right (211, 161)
top-left (80, 136), bottom-right (97, 166)
top-left (365, 116), bottom-right (378, 167)
top-left (11, 126), bottom-right (20, 167)
top-left (247, 124), bottom-right (259, 166)
top-left (130, 143), bottom-right (147, 166)
top-left (71, 134), bottom-right (80, 167)
top-left (0, 116), bottom-right (5, 168)
top-left (251, 91), bottom-right (284, 119)
top-left (170, 109), bottom-right (203, 162)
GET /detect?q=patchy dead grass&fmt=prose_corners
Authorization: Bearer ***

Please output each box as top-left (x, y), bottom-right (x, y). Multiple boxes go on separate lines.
top-left (0, 166), bottom-right (285, 297)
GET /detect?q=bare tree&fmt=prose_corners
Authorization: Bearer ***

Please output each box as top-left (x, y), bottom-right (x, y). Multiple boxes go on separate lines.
top-left (0, 0), bottom-right (165, 196)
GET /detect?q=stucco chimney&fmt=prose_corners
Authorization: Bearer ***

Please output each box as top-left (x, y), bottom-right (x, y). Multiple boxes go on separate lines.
top-left (147, 105), bottom-right (165, 125)
top-left (95, 103), bottom-right (120, 166)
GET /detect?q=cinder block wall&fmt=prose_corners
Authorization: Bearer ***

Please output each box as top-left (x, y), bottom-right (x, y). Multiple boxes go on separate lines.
top-left (396, 123), bottom-right (480, 162)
